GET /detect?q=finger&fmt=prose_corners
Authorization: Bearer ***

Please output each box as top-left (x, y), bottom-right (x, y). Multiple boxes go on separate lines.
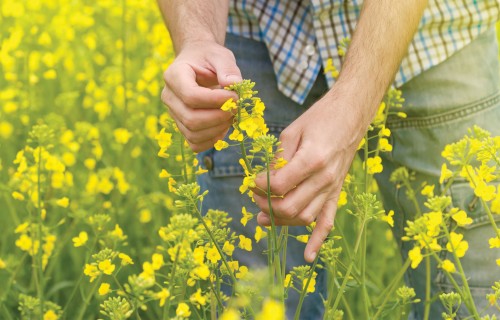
top-left (177, 119), bottom-right (231, 145)
top-left (256, 191), bottom-right (328, 226)
top-left (206, 51), bottom-right (243, 87)
top-left (254, 142), bottom-right (319, 198)
top-left (253, 175), bottom-right (327, 220)
top-left (164, 64), bottom-right (237, 109)
top-left (162, 87), bottom-right (233, 132)
top-left (304, 197), bottom-right (337, 263)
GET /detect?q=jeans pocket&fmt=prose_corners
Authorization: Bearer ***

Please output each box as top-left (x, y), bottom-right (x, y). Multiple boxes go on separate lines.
top-left (436, 180), bottom-right (500, 318)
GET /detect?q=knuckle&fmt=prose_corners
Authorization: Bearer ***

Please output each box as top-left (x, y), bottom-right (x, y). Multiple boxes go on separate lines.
top-left (271, 180), bottom-right (288, 196)
top-left (277, 200), bottom-right (299, 219)
top-left (299, 214), bottom-right (315, 225)
top-left (181, 114), bottom-right (199, 131)
top-left (310, 154), bottom-right (328, 170)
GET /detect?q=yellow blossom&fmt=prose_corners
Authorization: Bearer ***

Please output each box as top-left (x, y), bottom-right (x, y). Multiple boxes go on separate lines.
top-left (55, 197), bottom-right (69, 208)
top-left (439, 163), bottom-right (453, 184)
top-left (43, 310), bottom-right (58, 320)
top-left (152, 253), bottom-right (164, 270)
top-left (240, 207), bottom-right (253, 226)
top-left (176, 302), bottom-right (191, 318)
top-left (408, 246), bottom-right (423, 269)
top-left (474, 180), bottom-right (496, 201)
top-left (192, 265), bottom-right (210, 280)
top-left (84, 264), bottom-right (100, 282)
top-left (284, 274), bottom-right (292, 287)
top-left (14, 222), bottom-right (30, 234)
top-left (72, 231), bottom-right (88, 247)
top-left (255, 226), bottom-right (267, 242)
top-left (98, 259), bottom-right (115, 275)
top-left (190, 288), bottom-right (207, 308)
top-left (450, 209), bottom-right (473, 227)
top-left (222, 241), bottom-right (235, 256)
top-left (256, 299), bottom-right (285, 320)
top-left (489, 237), bottom-right (500, 248)
top-left (159, 169), bottom-right (171, 178)
top-left (221, 98), bottom-right (237, 111)
top-left (207, 246), bottom-right (221, 264)
top-left (378, 138), bottom-right (393, 152)
top-left (0, 258), bottom-right (6, 269)
top-left (110, 224), bottom-right (127, 241)
top-left (214, 140), bottom-right (229, 151)
top-left (15, 234), bottom-right (33, 252)
top-left (114, 128), bottom-right (132, 144)
top-left (239, 174), bottom-right (256, 194)
top-left (273, 157), bottom-right (287, 169)
top-left (303, 272), bottom-right (317, 293)
top-left (238, 235), bottom-right (252, 251)
top-left (421, 185), bottom-right (434, 197)
top-left (220, 308), bottom-right (241, 320)
top-left (236, 265), bottom-right (249, 279)
top-left (296, 235), bottom-right (309, 243)
top-left (12, 191), bottom-right (25, 201)
top-left (98, 282), bottom-right (111, 295)
top-left (139, 209), bottom-right (152, 223)
top-left (228, 261), bottom-right (239, 273)
top-left (229, 129), bottom-right (244, 142)
top-left (337, 190), bottom-right (348, 208)
top-left (382, 210), bottom-right (395, 227)
top-left (446, 232), bottom-right (468, 258)
top-left (366, 156), bottom-right (383, 174)
top-left (441, 259), bottom-right (456, 273)
top-left (118, 253), bottom-right (134, 265)
top-left (156, 288), bottom-right (170, 307)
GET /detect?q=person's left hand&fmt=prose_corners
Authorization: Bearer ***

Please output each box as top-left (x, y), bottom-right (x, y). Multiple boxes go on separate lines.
top-left (253, 90), bottom-right (369, 262)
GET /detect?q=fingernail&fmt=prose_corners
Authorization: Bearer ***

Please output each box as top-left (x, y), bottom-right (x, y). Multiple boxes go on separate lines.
top-left (309, 251), bottom-right (316, 261)
top-left (226, 75), bottom-right (242, 84)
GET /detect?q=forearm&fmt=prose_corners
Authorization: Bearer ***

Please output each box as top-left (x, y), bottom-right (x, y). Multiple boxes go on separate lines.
top-left (156, 0), bottom-right (229, 53)
top-left (329, 0), bottom-right (428, 128)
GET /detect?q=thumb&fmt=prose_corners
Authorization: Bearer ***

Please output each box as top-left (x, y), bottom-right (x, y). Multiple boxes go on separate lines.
top-left (207, 51), bottom-right (243, 87)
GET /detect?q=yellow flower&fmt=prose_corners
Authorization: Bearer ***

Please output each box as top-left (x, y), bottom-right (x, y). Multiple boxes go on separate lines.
top-left (72, 231), bottom-right (88, 247)
top-left (84, 264), bottom-right (100, 282)
top-left (190, 288), bottom-right (207, 307)
top-left (489, 237), bottom-right (500, 248)
top-left (110, 224), bottom-right (127, 241)
top-left (474, 180), bottom-right (496, 201)
top-left (214, 140), bottom-right (229, 151)
top-left (440, 259), bottom-right (456, 273)
top-left (176, 302), bottom-right (191, 318)
top-left (220, 308), bottom-right (241, 320)
top-left (12, 191), bottom-right (25, 201)
top-left (193, 247), bottom-right (205, 265)
top-left (139, 209), bottom-right (152, 223)
top-left (98, 282), bottom-right (111, 295)
top-left (229, 129), bottom-right (244, 142)
top-left (118, 253), bottom-right (134, 265)
top-left (236, 265), bottom-right (248, 279)
top-left (240, 207), bottom-right (253, 226)
top-left (296, 235), bottom-right (309, 243)
top-left (302, 272), bottom-right (317, 293)
top-left (381, 210), bottom-right (395, 227)
top-left (238, 235), bottom-right (252, 251)
top-left (222, 241), bottom-right (235, 256)
top-left (255, 226), bottom-right (267, 242)
top-left (15, 234), bottom-right (33, 252)
top-left (408, 246), bottom-right (423, 269)
top-left (256, 299), bottom-right (285, 320)
top-left (43, 310), bottom-right (58, 320)
top-left (273, 157), bottom-right (288, 169)
top-left (192, 264), bottom-right (210, 280)
top-left (156, 288), bottom-right (170, 307)
top-left (221, 98), bottom-right (237, 111)
top-left (337, 190), bottom-right (348, 208)
top-left (14, 222), bottom-right (30, 234)
top-left (366, 156), bottom-right (383, 174)
top-left (207, 246), bottom-right (221, 264)
top-left (378, 138), bottom-right (393, 152)
top-left (113, 128), bottom-right (132, 144)
top-left (228, 261), bottom-right (239, 273)
top-left (152, 253), bottom-right (164, 270)
top-left (446, 232), bottom-right (468, 258)
top-left (239, 174), bottom-right (256, 194)
top-left (450, 209), bottom-right (472, 227)
top-left (439, 163), bottom-right (453, 184)
top-left (284, 274), bottom-right (292, 287)
top-left (159, 169), bottom-right (171, 178)
top-left (0, 258), bottom-right (6, 269)
top-left (421, 185), bottom-right (435, 197)
top-left (98, 259), bottom-right (116, 275)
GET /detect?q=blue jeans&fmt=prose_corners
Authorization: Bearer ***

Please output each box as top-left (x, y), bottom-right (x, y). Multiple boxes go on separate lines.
top-left (198, 28), bottom-right (500, 319)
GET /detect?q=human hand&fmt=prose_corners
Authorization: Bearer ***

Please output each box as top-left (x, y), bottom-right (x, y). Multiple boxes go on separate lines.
top-left (161, 41), bottom-right (242, 152)
top-left (253, 92), bottom-right (368, 262)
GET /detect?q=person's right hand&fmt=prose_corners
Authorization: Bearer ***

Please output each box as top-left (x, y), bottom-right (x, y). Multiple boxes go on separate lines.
top-left (161, 41), bottom-right (242, 152)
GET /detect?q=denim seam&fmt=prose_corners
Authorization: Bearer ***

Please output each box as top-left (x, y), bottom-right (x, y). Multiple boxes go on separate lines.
top-left (387, 91), bottom-right (500, 129)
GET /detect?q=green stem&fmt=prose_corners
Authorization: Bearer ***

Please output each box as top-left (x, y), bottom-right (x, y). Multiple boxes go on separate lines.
top-left (331, 219), bottom-right (367, 312)
top-left (293, 249), bottom-right (321, 320)
top-left (423, 255), bottom-right (431, 320)
top-left (180, 136), bottom-right (190, 184)
top-left (75, 276), bottom-right (101, 320)
top-left (164, 243), bottom-right (181, 320)
top-left (373, 258), bottom-right (410, 320)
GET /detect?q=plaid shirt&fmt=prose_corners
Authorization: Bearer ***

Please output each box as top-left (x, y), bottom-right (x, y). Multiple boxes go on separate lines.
top-left (227, 0), bottom-right (500, 104)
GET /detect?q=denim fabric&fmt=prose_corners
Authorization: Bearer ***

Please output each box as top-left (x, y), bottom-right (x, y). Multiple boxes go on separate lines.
top-left (198, 28), bottom-right (500, 319)
top-left (378, 27), bottom-right (500, 319)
